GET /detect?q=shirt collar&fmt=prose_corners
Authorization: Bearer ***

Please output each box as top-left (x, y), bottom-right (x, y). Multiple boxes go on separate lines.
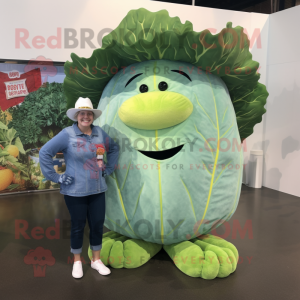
top-left (73, 122), bottom-right (98, 136)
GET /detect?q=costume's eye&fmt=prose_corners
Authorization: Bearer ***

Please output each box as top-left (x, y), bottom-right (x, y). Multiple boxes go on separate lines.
top-left (139, 84), bottom-right (148, 93)
top-left (158, 81), bottom-right (168, 91)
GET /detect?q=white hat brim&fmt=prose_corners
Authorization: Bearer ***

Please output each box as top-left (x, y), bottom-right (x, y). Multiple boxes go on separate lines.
top-left (66, 108), bottom-right (102, 122)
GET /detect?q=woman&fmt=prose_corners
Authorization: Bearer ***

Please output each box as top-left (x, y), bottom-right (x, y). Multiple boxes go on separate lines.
top-left (39, 97), bottom-right (119, 279)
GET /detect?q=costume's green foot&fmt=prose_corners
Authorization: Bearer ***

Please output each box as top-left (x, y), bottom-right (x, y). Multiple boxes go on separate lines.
top-left (88, 231), bottom-right (162, 268)
top-left (163, 234), bottom-right (238, 279)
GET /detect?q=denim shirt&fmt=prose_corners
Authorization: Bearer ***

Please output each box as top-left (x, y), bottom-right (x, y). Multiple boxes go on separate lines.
top-left (39, 122), bottom-right (119, 197)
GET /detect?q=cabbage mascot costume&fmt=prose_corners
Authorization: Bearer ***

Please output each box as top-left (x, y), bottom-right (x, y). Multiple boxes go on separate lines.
top-left (63, 8), bottom-right (268, 279)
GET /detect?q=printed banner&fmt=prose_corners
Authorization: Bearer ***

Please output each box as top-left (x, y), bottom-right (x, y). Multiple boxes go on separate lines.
top-left (0, 69), bottom-right (41, 111)
top-left (0, 78), bottom-right (68, 195)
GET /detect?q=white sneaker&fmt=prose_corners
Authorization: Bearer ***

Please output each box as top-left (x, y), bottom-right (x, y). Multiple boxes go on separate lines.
top-left (72, 261), bottom-right (83, 278)
top-left (91, 259), bottom-right (111, 275)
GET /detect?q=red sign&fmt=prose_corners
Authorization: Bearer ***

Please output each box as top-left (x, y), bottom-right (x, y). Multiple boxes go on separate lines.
top-left (4, 79), bottom-right (29, 99)
top-left (0, 69), bottom-right (41, 111)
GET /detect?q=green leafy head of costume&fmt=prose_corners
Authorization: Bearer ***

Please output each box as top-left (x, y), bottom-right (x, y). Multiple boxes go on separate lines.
top-left (63, 8), bottom-right (268, 244)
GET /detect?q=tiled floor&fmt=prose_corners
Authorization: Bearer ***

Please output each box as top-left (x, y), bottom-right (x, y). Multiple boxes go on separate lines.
top-left (0, 185), bottom-right (299, 300)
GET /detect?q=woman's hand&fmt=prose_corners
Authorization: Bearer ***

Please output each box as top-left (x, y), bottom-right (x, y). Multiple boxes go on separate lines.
top-left (97, 159), bottom-right (103, 169)
top-left (58, 173), bottom-right (74, 185)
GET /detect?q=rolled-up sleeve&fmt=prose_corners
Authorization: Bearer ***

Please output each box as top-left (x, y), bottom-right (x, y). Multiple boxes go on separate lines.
top-left (39, 129), bottom-right (69, 183)
top-left (101, 129), bottom-right (119, 176)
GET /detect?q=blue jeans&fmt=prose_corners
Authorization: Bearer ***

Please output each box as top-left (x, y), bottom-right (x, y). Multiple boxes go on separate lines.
top-left (64, 192), bottom-right (105, 254)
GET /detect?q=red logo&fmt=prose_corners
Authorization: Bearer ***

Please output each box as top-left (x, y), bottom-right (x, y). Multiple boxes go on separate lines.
top-left (24, 246), bottom-right (55, 277)
top-left (24, 55), bottom-right (57, 83)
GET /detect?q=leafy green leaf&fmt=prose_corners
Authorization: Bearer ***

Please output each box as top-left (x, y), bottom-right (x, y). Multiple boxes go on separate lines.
top-left (5, 155), bottom-right (27, 171)
top-left (10, 167), bottom-right (19, 174)
top-left (0, 121), bottom-right (8, 130)
top-left (13, 137), bottom-right (26, 155)
top-left (0, 130), bottom-right (7, 141)
top-left (6, 128), bottom-right (16, 142)
top-left (63, 8), bottom-right (268, 140)
top-left (0, 150), bottom-right (9, 157)
top-left (8, 82), bottom-right (69, 148)
top-left (7, 184), bottom-right (19, 191)
top-left (39, 134), bottom-right (50, 144)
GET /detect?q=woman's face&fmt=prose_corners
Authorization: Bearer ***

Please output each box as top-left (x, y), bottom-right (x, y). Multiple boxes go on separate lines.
top-left (77, 110), bottom-right (94, 127)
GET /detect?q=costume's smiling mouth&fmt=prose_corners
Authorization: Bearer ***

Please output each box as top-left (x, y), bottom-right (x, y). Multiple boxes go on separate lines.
top-left (138, 145), bottom-right (184, 160)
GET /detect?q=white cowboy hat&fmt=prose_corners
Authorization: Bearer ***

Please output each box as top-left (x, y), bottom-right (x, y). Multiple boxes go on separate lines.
top-left (66, 97), bottom-right (102, 121)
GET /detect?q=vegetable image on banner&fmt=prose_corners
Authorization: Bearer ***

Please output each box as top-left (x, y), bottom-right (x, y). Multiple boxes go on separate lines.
top-left (0, 81), bottom-right (69, 194)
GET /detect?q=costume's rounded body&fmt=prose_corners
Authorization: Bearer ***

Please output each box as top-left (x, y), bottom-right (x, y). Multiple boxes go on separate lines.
top-left (94, 60), bottom-right (243, 245)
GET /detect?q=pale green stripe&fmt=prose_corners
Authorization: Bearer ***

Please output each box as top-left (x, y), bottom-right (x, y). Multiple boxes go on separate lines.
top-left (194, 124), bottom-right (215, 160)
top-left (166, 219), bottom-right (185, 237)
top-left (114, 174), bottom-right (137, 237)
top-left (108, 175), bottom-right (116, 181)
top-left (106, 216), bottom-right (133, 236)
top-left (121, 159), bottom-right (132, 191)
top-left (194, 93), bottom-right (217, 129)
top-left (220, 122), bottom-right (233, 139)
top-left (202, 160), bottom-right (212, 176)
top-left (222, 106), bottom-right (228, 123)
top-left (213, 160), bottom-right (232, 185)
top-left (180, 178), bottom-right (197, 222)
top-left (111, 99), bottom-right (121, 127)
top-left (110, 110), bottom-right (118, 127)
top-left (132, 183), bottom-right (144, 219)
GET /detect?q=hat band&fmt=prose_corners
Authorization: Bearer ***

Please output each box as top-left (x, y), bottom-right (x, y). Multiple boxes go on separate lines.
top-left (78, 106), bottom-right (93, 109)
